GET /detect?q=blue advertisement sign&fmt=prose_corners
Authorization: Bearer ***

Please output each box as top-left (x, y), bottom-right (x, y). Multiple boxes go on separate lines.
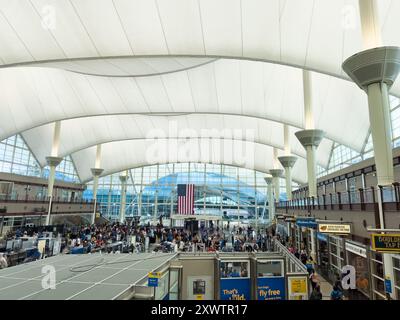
top-left (385, 278), bottom-right (392, 294)
top-left (148, 277), bottom-right (158, 287)
top-left (220, 278), bottom-right (251, 300)
top-left (317, 232), bottom-right (328, 242)
top-left (257, 277), bottom-right (286, 300)
top-left (296, 218), bottom-right (317, 228)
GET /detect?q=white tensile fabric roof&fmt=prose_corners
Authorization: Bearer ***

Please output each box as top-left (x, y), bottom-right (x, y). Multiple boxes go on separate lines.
top-left (1, 0), bottom-right (398, 183)
top-left (22, 114), bottom-right (334, 182)
top-left (72, 138), bottom-right (313, 184)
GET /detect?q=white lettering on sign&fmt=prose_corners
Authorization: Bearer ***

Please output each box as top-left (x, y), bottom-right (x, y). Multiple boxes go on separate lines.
top-left (345, 242), bottom-right (367, 258)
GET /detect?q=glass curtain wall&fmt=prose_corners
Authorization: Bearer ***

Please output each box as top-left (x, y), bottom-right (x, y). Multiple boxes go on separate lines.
top-left (317, 96), bottom-right (400, 179)
top-left (0, 134), bottom-right (80, 183)
top-left (83, 163), bottom-right (291, 222)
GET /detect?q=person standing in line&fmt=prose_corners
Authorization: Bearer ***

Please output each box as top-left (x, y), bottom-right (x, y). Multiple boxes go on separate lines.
top-left (0, 253), bottom-right (8, 269)
top-left (309, 285), bottom-right (322, 300)
top-left (309, 269), bottom-right (320, 290)
top-left (330, 285), bottom-right (344, 300)
top-left (335, 276), bottom-right (343, 292)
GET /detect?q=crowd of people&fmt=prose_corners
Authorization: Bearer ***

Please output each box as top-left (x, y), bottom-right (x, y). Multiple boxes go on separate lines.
top-left (1, 221), bottom-right (347, 301)
top-left (279, 234), bottom-right (344, 300)
top-left (0, 222), bottom-right (276, 265)
top-left (152, 224), bottom-right (275, 253)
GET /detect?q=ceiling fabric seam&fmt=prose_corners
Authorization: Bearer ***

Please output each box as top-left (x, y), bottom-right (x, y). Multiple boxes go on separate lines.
top-left (65, 137), bottom-right (322, 168)
top-left (0, 54), bottom-right (398, 98)
top-left (28, 0), bottom-right (68, 60)
top-left (68, 0), bottom-right (102, 57)
top-left (12, 112), bottom-right (357, 153)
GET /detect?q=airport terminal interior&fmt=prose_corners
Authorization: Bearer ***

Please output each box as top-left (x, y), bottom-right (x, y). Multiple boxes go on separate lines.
top-left (1, 0), bottom-right (400, 301)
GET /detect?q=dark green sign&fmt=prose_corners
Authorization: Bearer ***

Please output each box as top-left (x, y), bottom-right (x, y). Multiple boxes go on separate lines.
top-left (371, 234), bottom-right (400, 252)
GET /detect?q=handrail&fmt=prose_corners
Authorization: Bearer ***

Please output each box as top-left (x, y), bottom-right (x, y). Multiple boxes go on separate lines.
top-left (277, 184), bottom-right (400, 209)
top-left (272, 239), bottom-right (307, 273)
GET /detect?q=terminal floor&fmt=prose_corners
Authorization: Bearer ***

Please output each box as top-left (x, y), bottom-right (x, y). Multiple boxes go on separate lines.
top-left (319, 275), bottom-right (333, 300)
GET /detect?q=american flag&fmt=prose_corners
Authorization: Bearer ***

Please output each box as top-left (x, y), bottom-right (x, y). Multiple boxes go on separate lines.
top-left (177, 184), bottom-right (195, 215)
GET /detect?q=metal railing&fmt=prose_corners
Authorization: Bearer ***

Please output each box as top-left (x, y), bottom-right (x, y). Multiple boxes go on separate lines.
top-left (272, 238), bottom-right (307, 274)
top-left (0, 194), bottom-right (94, 204)
top-left (277, 183), bottom-right (400, 212)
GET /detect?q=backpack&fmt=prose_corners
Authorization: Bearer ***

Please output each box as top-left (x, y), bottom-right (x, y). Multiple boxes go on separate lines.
top-left (331, 289), bottom-right (343, 300)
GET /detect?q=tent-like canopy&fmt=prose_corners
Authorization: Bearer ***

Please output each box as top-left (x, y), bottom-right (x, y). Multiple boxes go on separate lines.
top-left (0, 0), bottom-right (398, 183)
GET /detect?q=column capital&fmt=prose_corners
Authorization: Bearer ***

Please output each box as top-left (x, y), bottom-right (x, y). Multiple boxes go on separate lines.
top-left (119, 175), bottom-right (128, 183)
top-left (342, 46), bottom-right (400, 91)
top-left (278, 155), bottom-right (297, 169)
top-left (45, 156), bottom-right (63, 167)
top-left (264, 176), bottom-right (273, 184)
top-left (90, 168), bottom-right (104, 177)
top-left (295, 129), bottom-right (325, 148)
top-left (269, 169), bottom-right (284, 178)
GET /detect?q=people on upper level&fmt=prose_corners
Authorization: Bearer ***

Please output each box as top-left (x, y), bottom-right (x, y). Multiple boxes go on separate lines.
top-left (0, 252), bottom-right (8, 269)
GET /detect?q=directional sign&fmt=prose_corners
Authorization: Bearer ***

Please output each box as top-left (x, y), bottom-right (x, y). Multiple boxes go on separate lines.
top-left (296, 217), bottom-right (317, 228)
top-left (385, 277), bottom-right (392, 294)
top-left (148, 272), bottom-right (162, 278)
top-left (371, 234), bottom-right (400, 252)
top-left (318, 223), bottom-right (351, 234)
top-left (148, 277), bottom-right (159, 287)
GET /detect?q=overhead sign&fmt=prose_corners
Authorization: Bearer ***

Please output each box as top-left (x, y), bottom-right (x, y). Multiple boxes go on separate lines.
top-left (345, 242), bottom-right (367, 258)
top-left (296, 217), bottom-right (317, 228)
top-left (371, 234), bottom-right (400, 252)
top-left (317, 232), bottom-right (328, 242)
top-left (318, 223), bottom-right (351, 234)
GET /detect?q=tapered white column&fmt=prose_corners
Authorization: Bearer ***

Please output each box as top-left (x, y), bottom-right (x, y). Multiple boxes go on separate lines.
top-left (269, 169), bottom-right (283, 202)
top-left (119, 171), bottom-right (128, 223)
top-left (278, 125), bottom-right (297, 200)
top-left (278, 156), bottom-right (297, 201)
top-left (283, 124), bottom-right (290, 155)
top-left (295, 70), bottom-right (325, 198)
top-left (295, 130), bottom-right (324, 198)
top-left (90, 145), bottom-right (103, 225)
top-left (45, 121), bottom-right (62, 226)
top-left (310, 228), bottom-right (316, 262)
top-left (264, 176), bottom-right (274, 222)
top-left (343, 48), bottom-right (400, 302)
top-left (341, 2), bottom-right (400, 299)
top-left (358, 0), bottom-right (382, 50)
top-left (107, 175), bottom-right (113, 218)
